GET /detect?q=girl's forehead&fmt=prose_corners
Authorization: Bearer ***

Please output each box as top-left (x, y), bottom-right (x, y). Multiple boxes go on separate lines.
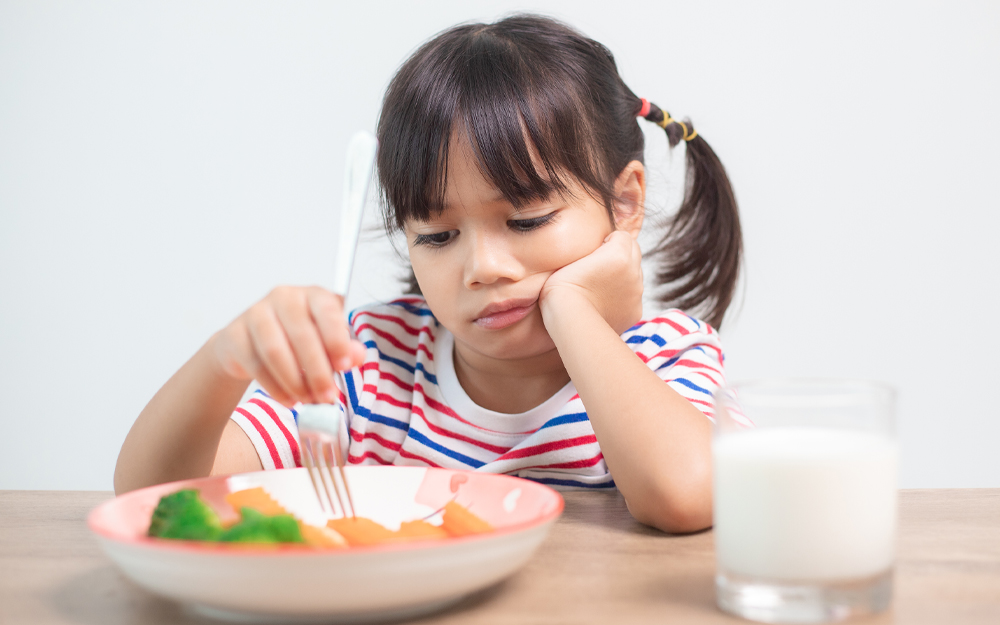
top-left (430, 128), bottom-right (576, 219)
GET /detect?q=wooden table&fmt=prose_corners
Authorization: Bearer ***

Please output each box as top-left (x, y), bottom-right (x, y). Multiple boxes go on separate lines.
top-left (1, 489), bottom-right (998, 624)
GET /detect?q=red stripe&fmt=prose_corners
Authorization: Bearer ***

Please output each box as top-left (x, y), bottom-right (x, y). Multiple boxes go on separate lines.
top-left (692, 370), bottom-right (722, 386)
top-left (673, 358), bottom-right (722, 373)
top-left (235, 407), bottom-right (283, 469)
top-left (637, 343), bottom-right (724, 365)
top-left (355, 324), bottom-right (419, 356)
top-left (380, 370), bottom-right (413, 392)
top-left (414, 383), bottom-right (536, 434)
top-left (397, 447), bottom-right (442, 468)
top-left (661, 317), bottom-right (690, 336)
top-left (496, 435), bottom-right (598, 461)
top-left (411, 405), bottom-right (510, 454)
top-left (360, 361), bottom-right (380, 373)
top-left (248, 398), bottom-right (300, 467)
top-left (636, 347), bottom-right (685, 364)
top-left (631, 315), bottom-right (688, 330)
top-left (518, 452), bottom-right (605, 470)
top-left (683, 397), bottom-right (714, 408)
top-left (348, 451), bottom-right (394, 465)
top-left (375, 392), bottom-right (412, 410)
top-left (362, 383), bottom-right (378, 394)
top-left (350, 428), bottom-right (403, 452)
top-left (352, 311), bottom-right (436, 342)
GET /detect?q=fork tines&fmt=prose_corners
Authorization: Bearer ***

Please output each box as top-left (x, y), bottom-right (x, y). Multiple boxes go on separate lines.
top-left (297, 404), bottom-right (355, 519)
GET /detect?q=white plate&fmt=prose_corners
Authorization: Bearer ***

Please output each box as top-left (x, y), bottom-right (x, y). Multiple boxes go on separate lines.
top-left (89, 466), bottom-right (563, 622)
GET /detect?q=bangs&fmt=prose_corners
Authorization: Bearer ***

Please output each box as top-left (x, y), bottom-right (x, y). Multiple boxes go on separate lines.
top-left (377, 19), bottom-right (629, 230)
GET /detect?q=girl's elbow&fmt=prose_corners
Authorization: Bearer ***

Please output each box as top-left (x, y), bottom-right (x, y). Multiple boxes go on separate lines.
top-left (626, 481), bottom-right (713, 534)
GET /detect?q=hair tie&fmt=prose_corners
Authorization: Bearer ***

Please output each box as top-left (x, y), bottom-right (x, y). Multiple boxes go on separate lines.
top-left (637, 98), bottom-right (651, 118)
top-left (650, 106), bottom-right (698, 142)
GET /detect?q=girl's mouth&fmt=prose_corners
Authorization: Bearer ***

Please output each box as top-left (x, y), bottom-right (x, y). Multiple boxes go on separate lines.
top-left (473, 298), bottom-right (537, 330)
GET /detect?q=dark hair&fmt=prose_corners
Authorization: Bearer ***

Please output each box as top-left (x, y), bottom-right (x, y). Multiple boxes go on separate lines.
top-left (376, 14), bottom-right (742, 328)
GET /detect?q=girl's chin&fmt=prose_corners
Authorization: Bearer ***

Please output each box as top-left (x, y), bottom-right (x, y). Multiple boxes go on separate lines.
top-left (459, 324), bottom-right (556, 361)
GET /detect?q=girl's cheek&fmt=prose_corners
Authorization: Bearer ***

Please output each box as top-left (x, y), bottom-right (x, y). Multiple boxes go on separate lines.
top-left (523, 220), bottom-right (607, 271)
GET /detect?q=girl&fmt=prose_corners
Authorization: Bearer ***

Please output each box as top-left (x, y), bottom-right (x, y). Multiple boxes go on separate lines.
top-left (114, 14), bottom-right (742, 534)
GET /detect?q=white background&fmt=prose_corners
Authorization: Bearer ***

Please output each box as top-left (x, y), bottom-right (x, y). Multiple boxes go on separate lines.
top-left (1, 1), bottom-right (997, 490)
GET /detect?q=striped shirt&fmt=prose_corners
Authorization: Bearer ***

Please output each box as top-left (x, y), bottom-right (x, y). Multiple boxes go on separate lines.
top-left (231, 297), bottom-right (727, 490)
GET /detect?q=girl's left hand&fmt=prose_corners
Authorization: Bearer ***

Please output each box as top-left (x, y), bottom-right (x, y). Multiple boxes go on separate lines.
top-left (539, 230), bottom-right (644, 335)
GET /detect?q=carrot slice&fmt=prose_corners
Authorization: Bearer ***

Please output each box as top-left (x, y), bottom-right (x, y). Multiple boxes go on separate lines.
top-left (396, 520), bottom-right (449, 540)
top-left (326, 517), bottom-right (398, 546)
top-left (299, 522), bottom-right (348, 549)
top-left (440, 502), bottom-right (493, 537)
top-left (225, 487), bottom-right (288, 516)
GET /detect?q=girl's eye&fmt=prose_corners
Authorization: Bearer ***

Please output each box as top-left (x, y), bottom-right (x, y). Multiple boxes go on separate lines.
top-left (508, 212), bottom-right (557, 232)
top-left (413, 230), bottom-right (457, 248)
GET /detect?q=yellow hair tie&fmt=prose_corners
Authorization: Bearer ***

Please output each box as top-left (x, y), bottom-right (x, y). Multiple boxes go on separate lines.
top-left (656, 111), bottom-right (698, 141)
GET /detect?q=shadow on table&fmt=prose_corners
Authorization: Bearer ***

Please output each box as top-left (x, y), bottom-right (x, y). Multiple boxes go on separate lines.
top-left (47, 564), bottom-right (510, 625)
top-left (47, 565), bottom-right (210, 625)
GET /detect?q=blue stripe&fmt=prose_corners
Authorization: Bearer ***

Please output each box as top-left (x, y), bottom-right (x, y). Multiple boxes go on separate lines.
top-left (253, 388), bottom-right (271, 398)
top-left (416, 362), bottom-right (438, 386)
top-left (671, 377), bottom-right (713, 396)
top-left (388, 300), bottom-right (436, 317)
top-left (361, 341), bottom-right (438, 386)
top-left (684, 313), bottom-right (702, 330)
top-left (343, 371), bottom-right (410, 432)
top-left (524, 477), bottom-right (616, 489)
top-left (363, 340), bottom-right (413, 372)
top-left (625, 333), bottom-right (666, 347)
top-left (363, 411), bottom-right (411, 431)
top-left (539, 412), bottom-right (589, 429)
top-left (406, 429), bottom-right (485, 468)
top-left (655, 356), bottom-right (680, 371)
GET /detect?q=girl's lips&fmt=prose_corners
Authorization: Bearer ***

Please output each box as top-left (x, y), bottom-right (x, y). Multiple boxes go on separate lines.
top-left (473, 301), bottom-right (536, 330)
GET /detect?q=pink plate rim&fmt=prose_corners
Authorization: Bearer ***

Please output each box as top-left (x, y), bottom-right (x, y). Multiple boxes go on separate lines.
top-left (88, 468), bottom-right (565, 557)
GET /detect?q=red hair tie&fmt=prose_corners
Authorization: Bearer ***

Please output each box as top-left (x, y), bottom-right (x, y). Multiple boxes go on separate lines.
top-left (637, 98), bottom-right (651, 118)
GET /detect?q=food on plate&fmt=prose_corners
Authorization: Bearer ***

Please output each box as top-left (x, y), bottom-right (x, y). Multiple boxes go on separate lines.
top-left (148, 488), bottom-right (304, 544)
top-left (441, 500), bottom-right (493, 536)
top-left (147, 486), bottom-right (493, 548)
top-left (217, 508), bottom-right (305, 544)
top-left (326, 517), bottom-right (450, 546)
top-left (148, 489), bottom-right (225, 541)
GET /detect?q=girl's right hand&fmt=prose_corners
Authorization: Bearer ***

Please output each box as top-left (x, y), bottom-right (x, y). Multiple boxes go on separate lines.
top-left (208, 286), bottom-right (366, 408)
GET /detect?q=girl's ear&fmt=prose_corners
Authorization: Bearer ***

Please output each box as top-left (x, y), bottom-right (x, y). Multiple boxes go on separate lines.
top-left (613, 160), bottom-right (646, 237)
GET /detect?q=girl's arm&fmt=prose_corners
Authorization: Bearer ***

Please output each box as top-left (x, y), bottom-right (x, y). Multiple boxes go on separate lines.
top-left (113, 286), bottom-right (365, 494)
top-left (539, 232), bottom-right (713, 534)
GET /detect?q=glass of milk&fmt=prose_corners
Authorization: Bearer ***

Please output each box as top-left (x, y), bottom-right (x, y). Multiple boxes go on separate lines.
top-left (713, 379), bottom-right (897, 623)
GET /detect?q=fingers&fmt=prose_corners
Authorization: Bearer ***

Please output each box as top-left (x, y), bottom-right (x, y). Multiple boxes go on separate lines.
top-left (307, 287), bottom-right (359, 371)
top-left (246, 301), bottom-right (312, 406)
top-left (275, 289), bottom-right (338, 404)
top-left (214, 286), bottom-right (361, 408)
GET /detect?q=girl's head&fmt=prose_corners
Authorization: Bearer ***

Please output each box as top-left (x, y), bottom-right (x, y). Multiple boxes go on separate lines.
top-left (376, 14), bottom-right (741, 359)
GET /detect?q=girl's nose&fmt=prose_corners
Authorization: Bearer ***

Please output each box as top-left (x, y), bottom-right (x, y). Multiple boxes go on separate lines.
top-left (463, 231), bottom-right (523, 288)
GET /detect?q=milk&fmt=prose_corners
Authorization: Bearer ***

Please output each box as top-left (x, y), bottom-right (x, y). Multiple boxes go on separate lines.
top-left (713, 427), bottom-right (898, 581)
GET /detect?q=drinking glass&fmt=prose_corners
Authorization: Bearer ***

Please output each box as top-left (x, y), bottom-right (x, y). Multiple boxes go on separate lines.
top-left (713, 379), bottom-right (897, 623)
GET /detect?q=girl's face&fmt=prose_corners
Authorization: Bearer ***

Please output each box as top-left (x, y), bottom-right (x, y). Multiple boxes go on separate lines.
top-left (404, 131), bottom-right (644, 365)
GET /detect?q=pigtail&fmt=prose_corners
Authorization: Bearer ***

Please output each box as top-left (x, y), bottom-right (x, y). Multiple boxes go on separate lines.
top-left (641, 102), bottom-right (742, 329)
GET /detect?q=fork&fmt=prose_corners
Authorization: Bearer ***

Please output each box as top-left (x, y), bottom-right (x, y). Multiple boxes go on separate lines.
top-left (296, 130), bottom-right (378, 519)
top-left (297, 404), bottom-right (355, 518)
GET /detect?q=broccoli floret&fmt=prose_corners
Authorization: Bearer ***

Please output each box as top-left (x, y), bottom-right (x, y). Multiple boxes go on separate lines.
top-left (220, 507), bottom-right (305, 544)
top-left (148, 489), bottom-right (224, 541)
